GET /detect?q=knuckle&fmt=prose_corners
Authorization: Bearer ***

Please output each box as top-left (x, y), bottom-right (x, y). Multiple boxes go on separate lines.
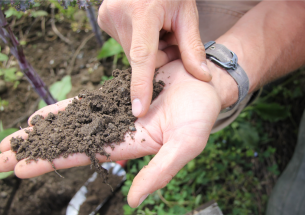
top-left (189, 38), bottom-right (205, 53)
top-left (130, 45), bottom-right (152, 65)
top-left (130, 77), bottom-right (149, 95)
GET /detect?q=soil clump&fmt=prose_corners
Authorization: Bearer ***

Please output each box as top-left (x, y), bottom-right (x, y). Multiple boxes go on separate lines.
top-left (10, 68), bottom-right (164, 182)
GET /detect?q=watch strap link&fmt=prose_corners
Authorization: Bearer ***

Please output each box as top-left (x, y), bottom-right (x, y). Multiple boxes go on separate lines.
top-left (204, 41), bottom-right (249, 112)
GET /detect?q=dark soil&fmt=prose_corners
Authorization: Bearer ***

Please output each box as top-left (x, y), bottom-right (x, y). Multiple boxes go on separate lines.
top-left (7, 166), bottom-right (94, 215)
top-left (10, 68), bottom-right (164, 182)
top-left (79, 170), bottom-right (124, 215)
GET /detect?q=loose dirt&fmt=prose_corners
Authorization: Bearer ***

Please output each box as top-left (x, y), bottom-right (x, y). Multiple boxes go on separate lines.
top-left (78, 170), bottom-right (124, 215)
top-left (10, 68), bottom-right (164, 182)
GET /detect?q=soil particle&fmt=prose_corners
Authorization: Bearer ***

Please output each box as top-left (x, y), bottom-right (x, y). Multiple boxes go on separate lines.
top-left (10, 68), bottom-right (164, 182)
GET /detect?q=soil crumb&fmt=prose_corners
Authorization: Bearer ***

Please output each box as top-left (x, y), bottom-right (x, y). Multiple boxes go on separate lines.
top-left (79, 170), bottom-right (124, 215)
top-left (10, 68), bottom-right (164, 182)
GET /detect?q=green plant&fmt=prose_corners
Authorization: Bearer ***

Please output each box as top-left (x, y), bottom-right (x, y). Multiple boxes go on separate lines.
top-left (97, 37), bottom-right (130, 67)
top-left (0, 97), bottom-right (8, 111)
top-left (0, 46), bottom-right (23, 89)
top-left (0, 121), bottom-right (18, 179)
top-left (38, 75), bottom-right (72, 109)
top-left (50, 0), bottom-right (77, 21)
top-left (5, 3), bottom-right (48, 19)
top-left (100, 75), bottom-right (113, 85)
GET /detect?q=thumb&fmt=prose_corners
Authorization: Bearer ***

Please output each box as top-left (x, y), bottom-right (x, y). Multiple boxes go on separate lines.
top-left (127, 125), bottom-right (209, 208)
top-left (175, 3), bottom-right (212, 82)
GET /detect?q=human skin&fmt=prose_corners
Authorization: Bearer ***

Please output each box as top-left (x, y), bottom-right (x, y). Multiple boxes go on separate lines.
top-left (97, 0), bottom-right (212, 118)
top-left (0, 59), bottom-right (223, 207)
top-left (1, 0), bottom-right (305, 209)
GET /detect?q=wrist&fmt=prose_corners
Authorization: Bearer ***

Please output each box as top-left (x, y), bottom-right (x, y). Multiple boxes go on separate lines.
top-left (215, 34), bottom-right (259, 93)
top-left (208, 60), bottom-right (239, 110)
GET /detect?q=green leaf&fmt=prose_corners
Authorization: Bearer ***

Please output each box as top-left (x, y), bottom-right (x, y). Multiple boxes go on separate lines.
top-left (254, 102), bottom-right (290, 122)
top-left (236, 122), bottom-right (259, 147)
top-left (0, 171), bottom-right (14, 179)
top-left (0, 128), bottom-right (18, 142)
top-left (5, 8), bottom-right (23, 19)
top-left (187, 159), bottom-right (196, 172)
top-left (5, 8), bottom-right (15, 18)
top-left (39, 75), bottom-right (72, 109)
top-left (122, 54), bottom-right (130, 66)
top-left (0, 53), bottom-right (8, 61)
top-left (100, 75), bottom-right (113, 85)
top-left (4, 68), bottom-right (17, 82)
top-left (31, 10), bottom-right (48, 18)
top-left (97, 38), bottom-right (123, 59)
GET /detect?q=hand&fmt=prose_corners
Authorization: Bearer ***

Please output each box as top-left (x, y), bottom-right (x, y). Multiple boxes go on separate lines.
top-left (0, 60), bottom-right (221, 208)
top-left (98, 0), bottom-right (212, 118)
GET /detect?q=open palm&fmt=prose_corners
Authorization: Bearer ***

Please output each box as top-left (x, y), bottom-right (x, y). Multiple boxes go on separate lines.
top-left (0, 60), bottom-right (221, 207)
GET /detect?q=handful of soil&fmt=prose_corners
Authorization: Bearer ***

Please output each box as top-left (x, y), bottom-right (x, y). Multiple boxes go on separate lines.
top-left (10, 68), bottom-right (164, 182)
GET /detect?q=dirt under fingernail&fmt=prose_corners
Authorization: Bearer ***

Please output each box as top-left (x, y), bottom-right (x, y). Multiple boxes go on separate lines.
top-left (10, 68), bottom-right (164, 182)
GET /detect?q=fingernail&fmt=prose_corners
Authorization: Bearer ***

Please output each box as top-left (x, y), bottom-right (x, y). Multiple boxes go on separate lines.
top-left (132, 99), bottom-right (142, 117)
top-left (201, 62), bottom-right (211, 77)
top-left (137, 194), bottom-right (149, 207)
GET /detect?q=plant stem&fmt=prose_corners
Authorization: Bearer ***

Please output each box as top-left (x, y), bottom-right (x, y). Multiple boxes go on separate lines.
top-left (86, 3), bottom-right (103, 48)
top-left (0, 8), bottom-right (56, 105)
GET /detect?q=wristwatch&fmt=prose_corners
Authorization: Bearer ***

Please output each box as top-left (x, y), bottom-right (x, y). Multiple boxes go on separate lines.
top-left (204, 41), bottom-right (249, 112)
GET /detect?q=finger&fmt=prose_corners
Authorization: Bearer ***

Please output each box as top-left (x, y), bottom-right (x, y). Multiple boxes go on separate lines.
top-left (97, 1), bottom-right (119, 40)
top-left (129, 10), bottom-right (163, 118)
top-left (174, 3), bottom-right (212, 82)
top-left (158, 40), bottom-right (168, 50)
top-left (155, 46), bottom-right (180, 68)
top-left (127, 124), bottom-right (209, 208)
top-left (0, 128), bottom-right (32, 152)
top-left (0, 150), bottom-right (18, 172)
top-left (14, 123), bottom-right (161, 178)
top-left (28, 98), bottom-right (75, 126)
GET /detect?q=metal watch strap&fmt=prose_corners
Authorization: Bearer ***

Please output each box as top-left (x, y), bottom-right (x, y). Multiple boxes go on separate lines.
top-left (204, 41), bottom-right (249, 112)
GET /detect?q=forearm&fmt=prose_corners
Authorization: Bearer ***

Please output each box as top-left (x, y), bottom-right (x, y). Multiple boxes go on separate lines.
top-left (210, 0), bottom-right (305, 108)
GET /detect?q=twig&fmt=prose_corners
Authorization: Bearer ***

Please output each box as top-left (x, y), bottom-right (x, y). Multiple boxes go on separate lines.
top-left (51, 6), bottom-right (72, 45)
top-left (156, 190), bottom-right (189, 207)
top-left (86, 3), bottom-right (103, 47)
top-left (41, 16), bottom-right (45, 37)
top-left (24, 17), bottom-right (40, 37)
top-left (67, 33), bottom-right (95, 75)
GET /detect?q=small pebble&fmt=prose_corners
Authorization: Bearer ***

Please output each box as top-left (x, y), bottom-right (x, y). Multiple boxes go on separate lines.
top-left (0, 191), bottom-right (7, 198)
top-left (129, 126), bottom-right (136, 131)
